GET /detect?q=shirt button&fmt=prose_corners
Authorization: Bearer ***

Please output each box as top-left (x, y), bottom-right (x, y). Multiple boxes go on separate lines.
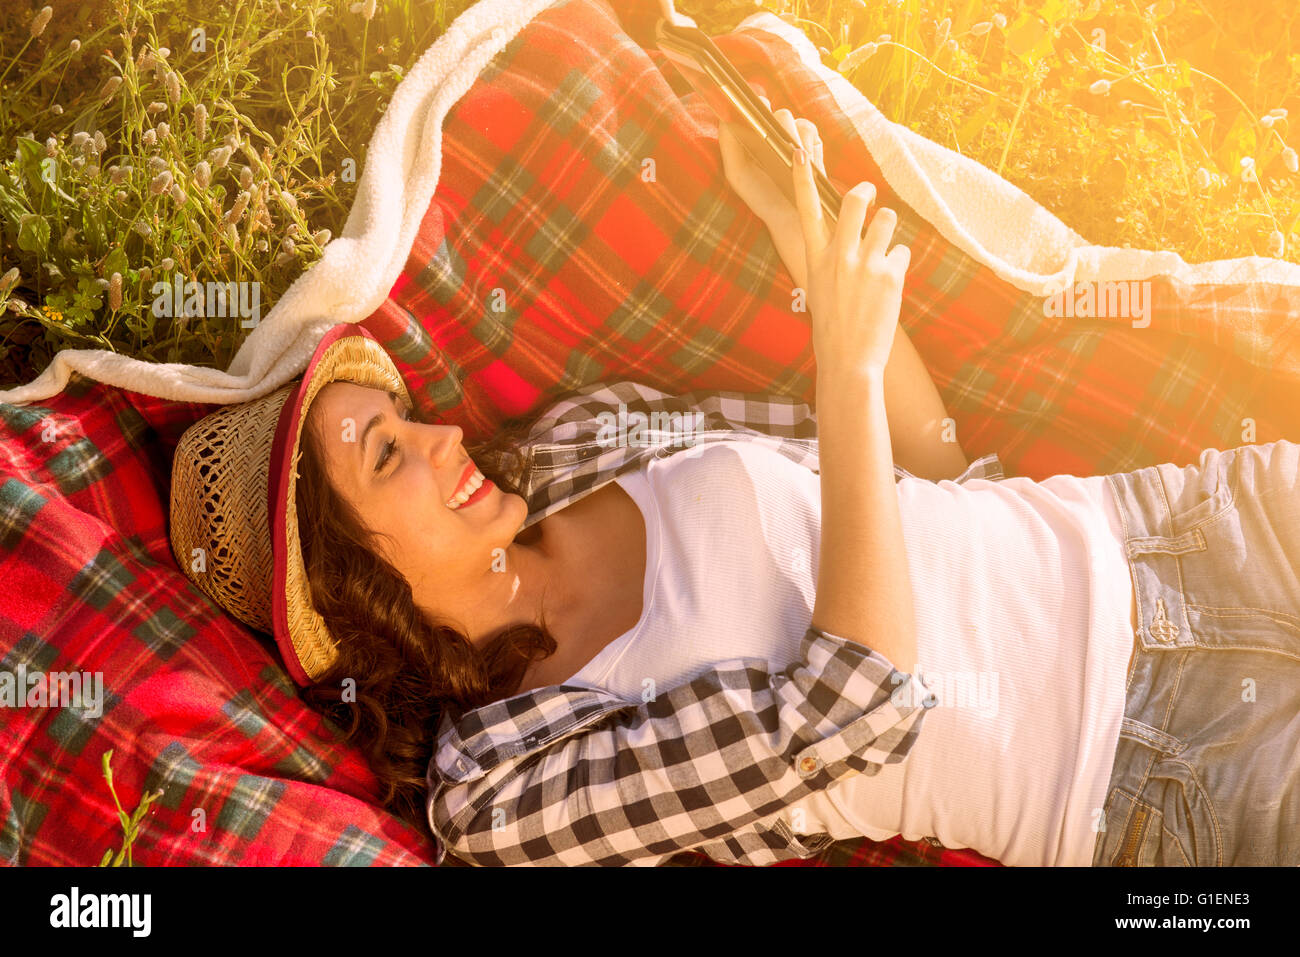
top-left (797, 755), bottom-right (821, 777)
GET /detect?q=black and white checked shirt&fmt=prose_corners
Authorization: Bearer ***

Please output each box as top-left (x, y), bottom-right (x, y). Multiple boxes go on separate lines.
top-left (426, 380), bottom-right (1006, 865)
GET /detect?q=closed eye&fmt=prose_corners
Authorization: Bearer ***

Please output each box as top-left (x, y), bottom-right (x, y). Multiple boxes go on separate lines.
top-left (374, 394), bottom-right (414, 474)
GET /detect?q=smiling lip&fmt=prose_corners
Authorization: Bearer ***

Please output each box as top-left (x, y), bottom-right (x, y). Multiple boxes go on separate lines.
top-left (449, 461), bottom-right (475, 501)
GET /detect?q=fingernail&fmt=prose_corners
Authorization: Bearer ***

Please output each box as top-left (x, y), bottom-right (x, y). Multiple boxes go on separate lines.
top-left (794, 147), bottom-right (807, 166)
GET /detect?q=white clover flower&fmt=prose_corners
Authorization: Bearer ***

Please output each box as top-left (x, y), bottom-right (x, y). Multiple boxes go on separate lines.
top-left (993, 13), bottom-right (1007, 29)
top-left (149, 170), bottom-right (174, 195)
top-left (1089, 79), bottom-right (1111, 95)
top-left (971, 21), bottom-right (992, 36)
top-left (1282, 147), bottom-right (1299, 173)
top-left (194, 160), bottom-right (212, 188)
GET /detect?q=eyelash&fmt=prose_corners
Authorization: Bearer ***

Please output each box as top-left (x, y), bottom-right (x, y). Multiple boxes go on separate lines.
top-left (375, 401), bottom-right (412, 474)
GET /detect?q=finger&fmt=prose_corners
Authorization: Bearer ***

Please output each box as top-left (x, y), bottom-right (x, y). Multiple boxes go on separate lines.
top-left (794, 118), bottom-right (826, 177)
top-left (790, 122), bottom-right (830, 254)
top-left (861, 205), bottom-right (897, 260)
top-left (884, 242), bottom-right (910, 276)
top-left (837, 180), bottom-right (875, 263)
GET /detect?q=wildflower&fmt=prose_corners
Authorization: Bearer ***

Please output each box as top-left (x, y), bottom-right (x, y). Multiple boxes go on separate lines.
top-left (1282, 148), bottom-right (1299, 173)
top-left (838, 42), bottom-right (878, 73)
top-left (239, 166), bottom-right (253, 190)
top-left (1261, 115), bottom-right (1275, 129)
top-left (150, 170), bottom-right (174, 194)
top-left (109, 164), bottom-right (132, 184)
top-left (208, 145), bottom-right (232, 169)
top-left (1089, 79), bottom-right (1111, 95)
top-left (147, 101), bottom-right (167, 114)
top-left (278, 188), bottom-right (298, 211)
top-left (157, 46), bottom-right (170, 59)
top-left (1269, 107), bottom-right (1288, 119)
top-left (171, 183), bottom-right (187, 204)
top-left (256, 238), bottom-right (269, 252)
top-left (156, 121), bottom-right (170, 139)
top-left (225, 222), bottom-right (239, 246)
top-left (935, 17), bottom-right (950, 47)
top-left (194, 103), bottom-right (208, 140)
top-left (1193, 167), bottom-right (1211, 189)
top-left (281, 236), bottom-right (296, 253)
top-left (993, 13), bottom-right (1007, 29)
top-left (0, 267), bottom-right (19, 294)
top-left (115, 190), bottom-right (126, 201)
top-left (93, 130), bottom-right (106, 154)
top-left (877, 33), bottom-right (891, 42)
top-left (41, 304), bottom-right (64, 324)
top-left (45, 136), bottom-right (58, 157)
top-left (165, 71), bottom-right (181, 105)
top-left (142, 128), bottom-right (157, 147)
top-left (1268, 230), bottom-right (1285, 258)
top-left (139, 267), bottom-right (151, 282)
top-left (148, 156), bottom-right (168, 172)
top-left (51, 103), bottom-right (63, 114)
top-left (133, 221), bottom-right (152, 238)
top-left (312, 228), bottom-right (331, 246)
top-left (69, 39), bottom-right (80, 53)
top-left (108, 273), bottom-right (123, 311)
top-left (71, 131), bottom-right (91, 152)
top-left (30, 6), bottom-right (53, 38)
top-left (1240, 156), bottom-right (1255, 168)
top-left (100, 76), bottom-right (123, 100)
top-left (161, 257), bottom-right (175, 270)
top-left (193, 160), bottom-right (212, 188)
top-left (971, 21), bottom-right (992, 36)
top-left (224, 190), bottom-right (251, 225)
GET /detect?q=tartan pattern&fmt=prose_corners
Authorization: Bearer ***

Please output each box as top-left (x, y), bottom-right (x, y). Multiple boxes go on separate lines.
top-left (428, 378), bottom-right (1005, 866)
top-left (0, 374), bottom-right (434, 865)
top-left (5, 0), bottom-right (1298, 868)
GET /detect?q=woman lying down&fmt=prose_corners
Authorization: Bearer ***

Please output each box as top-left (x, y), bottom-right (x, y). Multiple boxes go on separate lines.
top-left (172, 108), bottom-right (1300, 867)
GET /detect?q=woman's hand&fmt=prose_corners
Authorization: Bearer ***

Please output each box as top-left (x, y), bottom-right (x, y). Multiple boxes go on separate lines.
top-left (789, 122), bottom-right (910, 381)
top-left (719, 98), bottom-right (825, 228)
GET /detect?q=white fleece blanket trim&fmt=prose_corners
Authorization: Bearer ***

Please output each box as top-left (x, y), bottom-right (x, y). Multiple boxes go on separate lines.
top-left (2, 3), bottom-right (1297, 407)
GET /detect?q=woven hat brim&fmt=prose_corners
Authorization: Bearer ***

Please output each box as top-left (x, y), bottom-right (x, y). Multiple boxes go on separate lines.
top-left (268, 324), bottom-right (411, 685)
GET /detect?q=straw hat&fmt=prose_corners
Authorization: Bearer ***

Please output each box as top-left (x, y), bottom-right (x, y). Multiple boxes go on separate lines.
top-left (169, 322), bottom-right (412, 686)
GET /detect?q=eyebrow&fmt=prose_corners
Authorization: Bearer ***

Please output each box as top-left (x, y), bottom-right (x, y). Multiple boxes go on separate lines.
top-left (358, 390), bottom-right (399, 477)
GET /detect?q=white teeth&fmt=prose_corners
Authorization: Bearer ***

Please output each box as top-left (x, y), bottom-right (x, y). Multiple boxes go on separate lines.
top-left (446, 468), bottom-right (484, 509)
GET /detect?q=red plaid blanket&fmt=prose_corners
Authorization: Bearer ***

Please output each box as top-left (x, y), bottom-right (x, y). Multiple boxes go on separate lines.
top-left (4, 0), bottom-right (1298, 867)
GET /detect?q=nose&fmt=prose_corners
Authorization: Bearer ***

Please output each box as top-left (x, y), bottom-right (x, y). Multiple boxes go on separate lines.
top-left (423, 421), bottom-right (464, 468)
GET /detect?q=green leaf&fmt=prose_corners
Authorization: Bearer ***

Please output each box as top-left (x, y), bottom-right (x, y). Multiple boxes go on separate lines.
top-left (17, 215), bottom-right (50, 255)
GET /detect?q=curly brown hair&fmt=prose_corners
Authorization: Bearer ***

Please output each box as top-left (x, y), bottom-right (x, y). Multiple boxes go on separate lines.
top-left (292, 399), bottom-right (556, 839)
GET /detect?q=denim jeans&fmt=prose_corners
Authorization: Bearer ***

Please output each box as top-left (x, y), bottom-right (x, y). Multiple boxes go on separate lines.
top-left (1091, 439), bottom-right (1300, 865)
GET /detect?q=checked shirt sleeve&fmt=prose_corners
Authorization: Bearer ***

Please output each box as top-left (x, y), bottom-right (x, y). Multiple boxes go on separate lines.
top-left (427, 627), bottom-right (937, 866)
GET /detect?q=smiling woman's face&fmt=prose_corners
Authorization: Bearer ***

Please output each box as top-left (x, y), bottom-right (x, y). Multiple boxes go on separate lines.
top-left (305, 380), bottom-right (530, 630)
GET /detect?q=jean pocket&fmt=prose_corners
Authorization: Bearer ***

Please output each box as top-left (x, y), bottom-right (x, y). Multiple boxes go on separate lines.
top-left (1159, 446), bottom-right (1237, 536)
top-left (1144, 756), bottom-right (1220, 866)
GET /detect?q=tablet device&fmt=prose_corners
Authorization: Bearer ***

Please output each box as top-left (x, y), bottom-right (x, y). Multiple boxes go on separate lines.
top-left (655, 16), bottom-right (843, 227)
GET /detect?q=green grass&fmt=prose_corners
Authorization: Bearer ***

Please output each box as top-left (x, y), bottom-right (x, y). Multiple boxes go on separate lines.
top-left (2, 0), bottom-right (1297, 388)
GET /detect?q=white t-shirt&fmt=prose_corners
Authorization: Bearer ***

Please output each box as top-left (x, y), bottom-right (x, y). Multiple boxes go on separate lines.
top-left (565, 440), bottom-right (1135, 866)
